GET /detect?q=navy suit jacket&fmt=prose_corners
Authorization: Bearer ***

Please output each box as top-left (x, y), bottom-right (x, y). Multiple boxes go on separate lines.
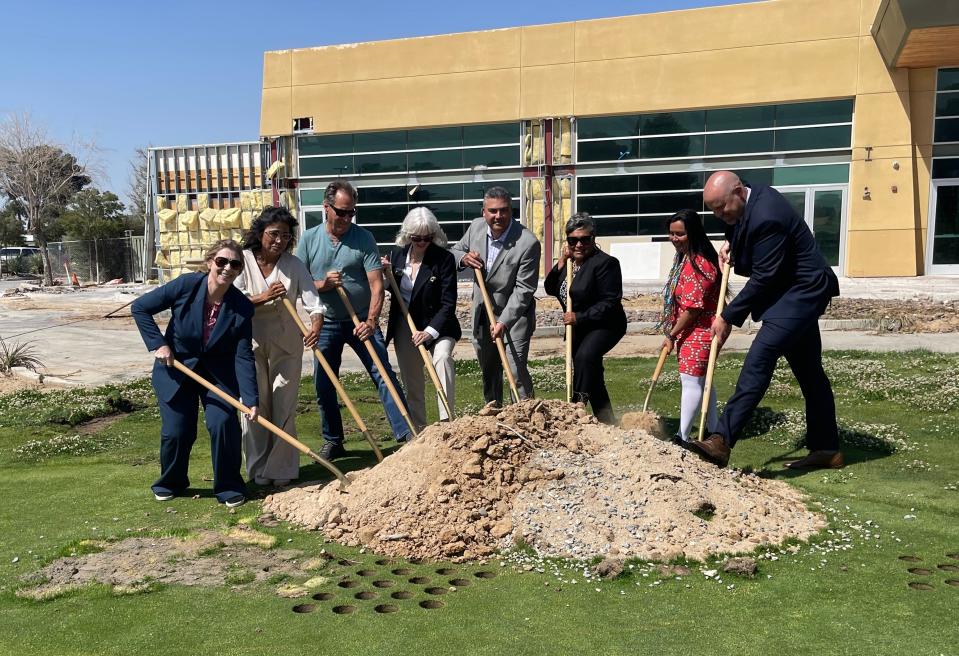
top-left (131, 272), bottom-right (259, 406)
top-left (544, 249), bottom-right (627, 332)
top-left (385, 243), bottom-right (462, 345)
top-left (722, 184), bottom-right (840, 326)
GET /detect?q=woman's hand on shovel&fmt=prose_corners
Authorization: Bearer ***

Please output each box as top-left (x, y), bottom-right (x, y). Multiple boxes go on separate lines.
top-left (244, 406), bottom-right (259, 422)
top-left (154, 345), bottom-right (174, 367)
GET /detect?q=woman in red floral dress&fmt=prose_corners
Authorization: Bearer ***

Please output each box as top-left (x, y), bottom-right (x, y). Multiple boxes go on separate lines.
top-left (657, 209), bottom-right (722, 444)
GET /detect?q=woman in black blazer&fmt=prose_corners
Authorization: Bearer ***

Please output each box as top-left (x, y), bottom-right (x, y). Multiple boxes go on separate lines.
top-left (383, 207), bottom-right (461, 430)
top-left (544, 213), bottom-right (627, 424)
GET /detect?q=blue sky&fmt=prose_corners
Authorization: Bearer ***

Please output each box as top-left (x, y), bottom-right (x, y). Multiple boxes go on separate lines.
top-left (0, 0), bottom-right (754, 207)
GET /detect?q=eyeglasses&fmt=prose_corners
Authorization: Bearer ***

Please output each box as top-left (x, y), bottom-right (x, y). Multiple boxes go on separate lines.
top-left (265, 230), bottom-right (292, 241)
top-left (327, 203), bottom-right (356, 219)
top-left (213, 256), bottom-right (244, 270)
top-left (408, 234), bottom-right (433, 243)
top-left (566, 235), bottom-right (594, 246)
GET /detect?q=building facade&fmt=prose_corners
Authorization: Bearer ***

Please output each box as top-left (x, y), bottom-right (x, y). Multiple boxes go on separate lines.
top-left (257, 0), bottom-right (959, 277)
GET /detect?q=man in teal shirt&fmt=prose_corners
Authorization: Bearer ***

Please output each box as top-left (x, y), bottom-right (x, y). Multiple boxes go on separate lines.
top-left (296, 180), bottom-right (412, 458)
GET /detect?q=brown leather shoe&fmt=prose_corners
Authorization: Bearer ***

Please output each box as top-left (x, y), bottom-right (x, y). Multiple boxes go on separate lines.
top-left (687, 434), bottom-right (730, 468)
top-left (784, 450), bottom-right (844, 470)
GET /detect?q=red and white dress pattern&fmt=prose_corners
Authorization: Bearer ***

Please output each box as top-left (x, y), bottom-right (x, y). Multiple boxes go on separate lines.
top-left (670, 254), bottom-right (719, 376)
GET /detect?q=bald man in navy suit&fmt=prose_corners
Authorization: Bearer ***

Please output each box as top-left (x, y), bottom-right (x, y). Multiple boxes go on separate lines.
top-left (688, 171), bottom-right (843, 470)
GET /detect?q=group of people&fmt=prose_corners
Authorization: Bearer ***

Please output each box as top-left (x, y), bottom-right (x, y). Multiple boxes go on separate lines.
top-left (132, 171), bottom-right (844, 508)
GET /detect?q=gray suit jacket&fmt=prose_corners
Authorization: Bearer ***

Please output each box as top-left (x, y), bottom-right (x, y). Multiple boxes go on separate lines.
top-left (450, 217), bottom-right (541, 340)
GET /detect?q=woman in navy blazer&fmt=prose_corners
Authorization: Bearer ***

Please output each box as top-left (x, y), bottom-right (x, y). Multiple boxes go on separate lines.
top-left (132, 240), bottom-right (258, 507)
top-left (545, 213), bottom-right (627, 424)
top-left (383, 207), bottom-right (461, 430)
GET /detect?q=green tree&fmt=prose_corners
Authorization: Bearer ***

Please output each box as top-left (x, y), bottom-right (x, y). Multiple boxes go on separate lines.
top-left (0, 202), bottom-right (25, 246)
top-left (58, 188), bottom-right (128, 240)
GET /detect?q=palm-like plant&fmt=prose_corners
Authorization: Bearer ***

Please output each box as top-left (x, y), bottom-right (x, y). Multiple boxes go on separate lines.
top-left (0, 337), bottom-right (44, 375)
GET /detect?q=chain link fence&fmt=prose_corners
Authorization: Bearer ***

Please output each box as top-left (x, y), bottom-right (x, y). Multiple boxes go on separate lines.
top-left (44, 236), bottom-right (146, 284)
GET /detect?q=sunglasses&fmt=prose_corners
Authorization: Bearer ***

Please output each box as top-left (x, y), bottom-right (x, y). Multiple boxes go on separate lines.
top-left (327, 204), bottom-right (356, 218)
top-left (566, 235), bottom-right (594, 246)
top-left (409, 234), bottom-right (433, 243)
top-left (264, 230), bottom-right (292, 241)
top-left (213, 256), bottom-right (244, 270)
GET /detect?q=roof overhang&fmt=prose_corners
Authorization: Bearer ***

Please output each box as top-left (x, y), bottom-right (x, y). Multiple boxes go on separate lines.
top-left (872, 0), bottom-right (959, 68)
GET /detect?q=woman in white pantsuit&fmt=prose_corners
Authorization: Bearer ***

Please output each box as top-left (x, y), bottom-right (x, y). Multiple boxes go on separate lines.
top-left (383, 207), bottom-right (461, 431)
top-left (236, 207), bottom-right (326, 486)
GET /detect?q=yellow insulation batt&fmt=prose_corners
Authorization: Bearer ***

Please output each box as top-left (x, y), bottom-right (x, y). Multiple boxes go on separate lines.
top-left (178, 210), bottom-right (199, 230)
top-left (159, 232), bottom-right (177, 248)
top-left (241, 211), bottom-right (253, 229)
top-left (216, 208), bottom-right (242, 228)
top-left (156, 197), bottom-right (168, 210)
top-left (261, 190), bottom-right (274, 209)
top-left (176, 194), bottom-right (190, 213)
top-left (158, 208), bottom-right (178, 230)
top-left (266, 160), bottom-right (284, 178)
top-left (199, 207), bottom-right (218, 227)
top-left (197, 194), bottom-right (210, 211)
top-left (239, 191), bottom-right (253, 211)
top-left (154, 251), bottom-right (171, 267)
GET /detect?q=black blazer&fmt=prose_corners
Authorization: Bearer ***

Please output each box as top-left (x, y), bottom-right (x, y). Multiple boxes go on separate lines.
top-left (544, 249), bottom-right (627, 332)
top-left (132, 271), bottom-right (259, 406)
top-left (385, 243), bottom-right (462, 345)
top-left (723, 184), bottom-right (840, 326)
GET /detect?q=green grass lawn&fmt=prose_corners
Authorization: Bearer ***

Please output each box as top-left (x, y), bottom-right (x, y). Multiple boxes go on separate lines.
top-left (0, 351), bottom-right (957, 656)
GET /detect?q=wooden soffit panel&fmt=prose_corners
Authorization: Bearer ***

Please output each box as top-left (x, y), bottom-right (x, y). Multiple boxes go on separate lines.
top-left (872, 0), bottom-right (959, 68)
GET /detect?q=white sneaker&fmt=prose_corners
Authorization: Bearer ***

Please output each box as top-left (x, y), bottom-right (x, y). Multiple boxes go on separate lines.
top-left (154, 491), bottom-right (174, 501)
top-left (224, 495), bottom-right (246, 509)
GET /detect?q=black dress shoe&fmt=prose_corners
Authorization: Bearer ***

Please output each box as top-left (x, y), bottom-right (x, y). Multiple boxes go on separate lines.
top-left (319, 441), bottom-right (347, 461)
top-left (687, 434), bottom-right (731, 468)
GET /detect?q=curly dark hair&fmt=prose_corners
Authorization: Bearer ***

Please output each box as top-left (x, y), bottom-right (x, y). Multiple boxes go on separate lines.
top-left (241, 206), bottom-right (299, 253)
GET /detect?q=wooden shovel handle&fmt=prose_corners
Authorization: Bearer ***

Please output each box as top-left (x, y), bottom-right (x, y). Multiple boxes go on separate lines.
top-left (170, 359), bottom-right (349, 489)
top-left (281, 298), bottom-right (383, 463)
top-left (565, 264), bottom-right (574, 403)
top-left (474, 267), bottom-right (521, 404)
top-left (642, 344), bottom-right (671, 413)
top-left (698, 261), bottom-right (732, 441)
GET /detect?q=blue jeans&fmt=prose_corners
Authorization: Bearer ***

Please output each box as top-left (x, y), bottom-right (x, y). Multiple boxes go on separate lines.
top-left (313, 320), bottom-right (411, 443)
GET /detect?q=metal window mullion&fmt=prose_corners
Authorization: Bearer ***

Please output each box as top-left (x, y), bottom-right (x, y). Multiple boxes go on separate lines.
top-left (576, 122), bottom-right (852, 143)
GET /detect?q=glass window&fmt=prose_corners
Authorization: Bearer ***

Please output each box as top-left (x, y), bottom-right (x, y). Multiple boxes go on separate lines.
top-left (464, 202), bottom-right (486, 219)
top-left (300, 189), bottom-right (328, 206)
top-left (703, 215), bottom-right (727, 235)
top-left (772, 164), bottom-right (849, 186)
top-left (705, 130), bottom-right (774, 155)
top-left (638, 192), bottom-right (702, 215)
top-left (578, 139), bottom-right (637, 162)
top-left (775, 126), bottom-right (851, 151)
top-left (415, 184), bottom-right (463, 202)
top-left (304, 211), bottom-right (325, 230)
top-left (358, 186), bottom-right (407, 204)
top-left (299, 156), bottom-right (353, 177)
top-left (578, 195), bottom-right (638, 216)
top-left (578, 176), bottom-right (638, 195)
top-left (640, 111), bottom-right (705, 135)
top-left (776, 100), bottom-right (853, 127)
top-left (409, 150), bottom-right (464, 171)
top-left (780, 191), bottom-right (807, 219)
top-left (593, 216), bottom-right (639, 236)
top-left (464, 146), bottom-right (519, 168)
top-left (734, 168), bottom-right (774, 185)
top-left (428, 203), bottom-right (465, 221)
top-left (442, 222), bottom-right (468, 243)
top-left (464, 123), bottom-right (518, 146)
top-left (637, 172), bottom-right (704, 192)
top-left (409, 126), bottom-right (462, 150)
top-left (637, 217), bottom-right (675, 236)
top-left (937, 68), bottom-right (959, 92)
top-left (932, 157), bottom-right (959, 179)
top-left (354, 130), bottom-right (406, 152)
top-left (935, 92), bottom-right (959, 117)
top-left (364, 224), bottom-right (402, 244)
top-left (354, 152), bottom-right (407, 174)
top-left (577, 115), bottom-right (639, 139)
top-left (812, 190), bottom-right (843, 267)
top-left (463, 181), bottom-right (521, 200)
top-left (299, 134), bottom-right (352, 156)
top-left (935, 118), bottom-right (959, 143)
top-left (932, 185), bottom-right (959, 265)
top-left (640, 135), bottom-right (705, 158)
top-left (706, 105), bottom-right (775, 132)
top-left (357, 205), bottom-right (408, 223)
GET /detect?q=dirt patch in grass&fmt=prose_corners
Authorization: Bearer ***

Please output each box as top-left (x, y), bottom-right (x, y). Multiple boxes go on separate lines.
top-left (265, 400), bottom-right (823, 562)
top-left (16, 526), bottom-right (324, 601)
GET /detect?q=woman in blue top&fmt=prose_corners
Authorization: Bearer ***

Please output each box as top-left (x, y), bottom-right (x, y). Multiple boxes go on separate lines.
top-left (131, 240), bottom-right (258, 508)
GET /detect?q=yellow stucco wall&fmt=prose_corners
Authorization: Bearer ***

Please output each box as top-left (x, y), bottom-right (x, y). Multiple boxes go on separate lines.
top-left (261, 0), bottom-right (936, 277)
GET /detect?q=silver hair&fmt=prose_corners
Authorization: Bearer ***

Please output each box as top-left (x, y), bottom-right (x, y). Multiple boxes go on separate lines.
top-left (483, 185), bottom-right (512, 205)
top-left (565, 211), bottom-right (597, 236)
top-left (395, 206), bottom-right (448, 248)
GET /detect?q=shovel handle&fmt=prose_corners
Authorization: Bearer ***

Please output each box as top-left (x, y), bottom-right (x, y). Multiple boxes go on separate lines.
top-left (642, 344), bottom-right (671, 413)
top-left (475, 267), bottom-right (521, 404)
top-left (698, 261), bottom-right (732, 441)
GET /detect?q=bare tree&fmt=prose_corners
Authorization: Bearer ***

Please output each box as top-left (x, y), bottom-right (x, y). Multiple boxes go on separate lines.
top-left (127, 146), bottom-right (149, 222)
top-left (0, 113), bottom-right (97, 285)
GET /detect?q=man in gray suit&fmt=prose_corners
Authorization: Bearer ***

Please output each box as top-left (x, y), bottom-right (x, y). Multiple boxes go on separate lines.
top-left (451, 186), bottom-right (541, 404)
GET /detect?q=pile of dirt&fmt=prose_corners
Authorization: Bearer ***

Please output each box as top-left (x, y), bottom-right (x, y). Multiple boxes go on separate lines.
top-left (264, 400), bottom-right (824, 563)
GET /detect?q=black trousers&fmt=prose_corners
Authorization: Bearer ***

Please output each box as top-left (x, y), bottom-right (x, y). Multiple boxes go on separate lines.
top-left (718, 316), bottom-right (839, 450)
top-left (572, 324), bottom-right (626, 424)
